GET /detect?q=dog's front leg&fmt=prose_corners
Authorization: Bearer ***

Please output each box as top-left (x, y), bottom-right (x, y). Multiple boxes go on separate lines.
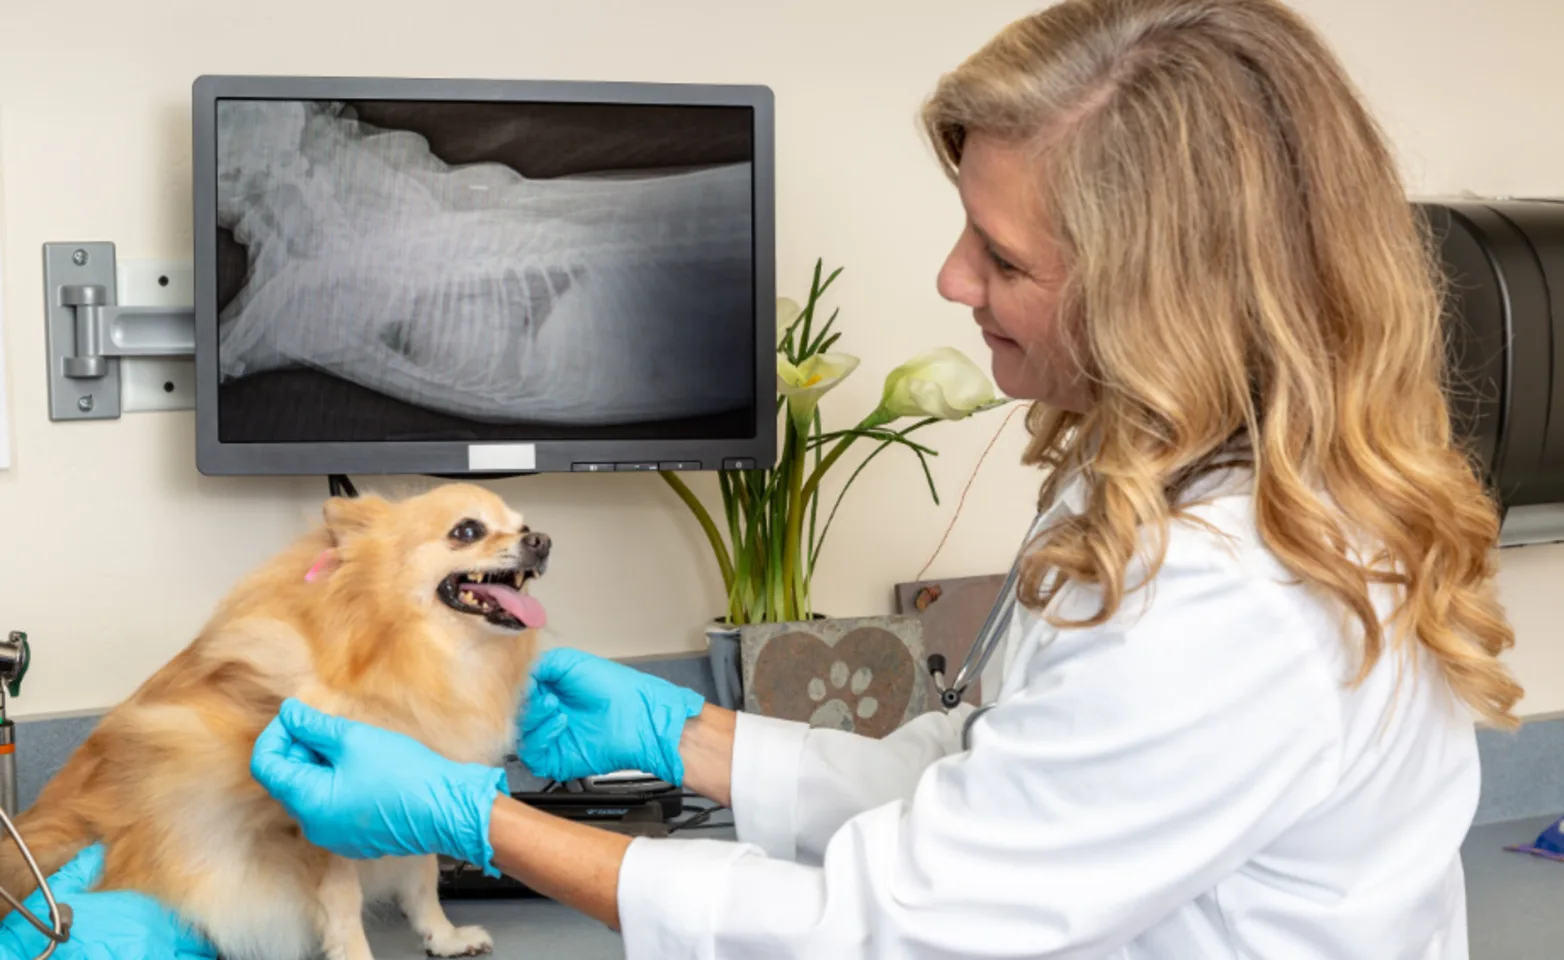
top-left (318, 855), bottom-right (376, 960)
top-left (385, 854), bottom-right (494, 957)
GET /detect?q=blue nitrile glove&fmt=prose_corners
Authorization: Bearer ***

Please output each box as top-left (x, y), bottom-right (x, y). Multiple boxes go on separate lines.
top-left (520, 647), bottom-right (706, 786)
top-left (0, 842), bottom-right (217, 960)
top-left (249, 698), bottom-right (508, 876)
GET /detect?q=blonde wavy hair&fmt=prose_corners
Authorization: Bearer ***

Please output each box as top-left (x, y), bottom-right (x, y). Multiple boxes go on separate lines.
top-left (922, 0), bottom-right (1522, 727)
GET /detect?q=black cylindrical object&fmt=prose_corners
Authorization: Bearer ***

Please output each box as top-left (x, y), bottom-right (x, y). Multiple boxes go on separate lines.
top-left (1420, 198), bottom-right (1564, 509)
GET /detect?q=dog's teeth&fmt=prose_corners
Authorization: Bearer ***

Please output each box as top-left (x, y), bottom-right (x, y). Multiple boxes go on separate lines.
top-left (513, 572), bottom-right (524, 588)
top-left (460, 590), bottom-right (477, 604)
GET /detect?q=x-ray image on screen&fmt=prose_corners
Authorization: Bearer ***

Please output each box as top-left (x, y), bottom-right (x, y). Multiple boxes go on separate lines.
top-left (213, 98), bottom-right (756, 444)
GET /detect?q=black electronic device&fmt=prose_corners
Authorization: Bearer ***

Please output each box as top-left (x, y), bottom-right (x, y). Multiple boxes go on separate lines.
top-left (438, 775), bottom-right (715, 900)
top-left (513, 774), bottom-right (686, 823)
top-left (1421, 198), bottom-right (1564, 512)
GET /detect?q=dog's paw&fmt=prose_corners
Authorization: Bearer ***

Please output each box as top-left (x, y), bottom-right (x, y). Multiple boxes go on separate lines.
top-left (424, 924), bottom-right (493, 957)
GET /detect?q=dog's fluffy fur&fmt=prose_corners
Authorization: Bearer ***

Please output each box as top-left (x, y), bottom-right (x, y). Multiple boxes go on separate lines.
top-left (0, 483), bottom-right (548, 959)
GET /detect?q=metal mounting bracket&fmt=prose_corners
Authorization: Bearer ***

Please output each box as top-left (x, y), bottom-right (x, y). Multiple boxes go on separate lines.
top-left (44, 242), bottom-right (195, 421)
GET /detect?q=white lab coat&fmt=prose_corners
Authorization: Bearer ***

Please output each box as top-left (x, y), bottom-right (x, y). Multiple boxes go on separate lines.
top-left (617, 469), bottom-right (1479, 958)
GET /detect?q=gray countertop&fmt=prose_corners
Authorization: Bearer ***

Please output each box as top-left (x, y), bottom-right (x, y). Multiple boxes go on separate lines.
top-left (1461, 814), bottom-right (1564, 960)
top-left (364, 823), bottom-right (742, 958)
top-left (366, 898), bottom-right (623, 959)
top-left (360, 817), bottom-right (1564, 958)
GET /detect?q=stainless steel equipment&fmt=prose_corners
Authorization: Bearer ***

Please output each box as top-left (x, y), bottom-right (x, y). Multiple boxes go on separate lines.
top-left (0, 632), bottom-right (71, 956)
top-left (0, 630), bottom-right (27, 817)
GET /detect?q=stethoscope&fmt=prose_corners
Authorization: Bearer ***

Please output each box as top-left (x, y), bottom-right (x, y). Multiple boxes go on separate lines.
top-left (926, 555), bottom-right (1022, 712)
top-left (927, 511), bottom-right (1048, 750)
top-left (0, 806), bottom-right (71, 957)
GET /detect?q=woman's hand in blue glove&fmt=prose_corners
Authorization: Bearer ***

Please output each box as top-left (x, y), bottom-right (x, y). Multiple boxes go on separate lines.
top-left (248, 698), bottom-right (508, 876)
top-left (519, 647), bottom-right (705, 786)
top-left (0, 843), bottom-right (217, 960)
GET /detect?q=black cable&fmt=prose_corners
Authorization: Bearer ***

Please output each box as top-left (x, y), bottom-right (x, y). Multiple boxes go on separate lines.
top-left (328, 474), bottom-right (359, 498)
top-left (667, 803), bottom-right (729, 834)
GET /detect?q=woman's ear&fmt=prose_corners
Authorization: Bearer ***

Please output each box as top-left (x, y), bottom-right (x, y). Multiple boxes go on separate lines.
top-left (322, 494), bottom-right (391, 542)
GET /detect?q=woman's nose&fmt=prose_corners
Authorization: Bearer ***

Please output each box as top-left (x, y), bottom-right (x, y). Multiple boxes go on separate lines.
top-left (937, 237), bottom-right (985, 309)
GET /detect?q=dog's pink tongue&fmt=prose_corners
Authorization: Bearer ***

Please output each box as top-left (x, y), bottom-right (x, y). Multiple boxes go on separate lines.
top-left (465, 584), bottom-right (547, 629)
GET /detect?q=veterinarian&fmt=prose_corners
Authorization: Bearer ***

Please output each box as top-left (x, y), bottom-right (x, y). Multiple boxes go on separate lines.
top-left (8, 0), bottom-right (1518, 956)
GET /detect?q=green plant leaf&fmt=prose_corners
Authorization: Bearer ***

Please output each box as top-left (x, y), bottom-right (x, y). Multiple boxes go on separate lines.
top-left (913, 446), bottom-right (942, 506)
top-left (661, 472), bottom-right (734, 592)
top-left (806, 307), bottom-right (840, 356)
top-left (808, 420), bottom-right (944, 569)
top-left (719, 470), bottom-right (743, 569)
top-left (807, 426), bottom-right (938, 456)
top-left (801, 260), bottom-right (822, 355)
top-left (797, 260), bottom-right (843, 363)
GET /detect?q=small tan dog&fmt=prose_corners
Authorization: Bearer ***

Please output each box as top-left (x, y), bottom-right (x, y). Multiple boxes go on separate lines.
top-left (0, 482), bottom-right (548, 959)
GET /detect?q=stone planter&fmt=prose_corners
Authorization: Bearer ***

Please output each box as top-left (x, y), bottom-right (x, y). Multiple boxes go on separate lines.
top-left (737, 614), bottom-right (931, 738)
top-left (704, 613), bottom-right (829, 712)
top-left (703, 619), bottom-right (745, 711)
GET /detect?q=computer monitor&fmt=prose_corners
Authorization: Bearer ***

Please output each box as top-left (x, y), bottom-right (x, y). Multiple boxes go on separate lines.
top-left (191, 74), bottom-right (775, 477)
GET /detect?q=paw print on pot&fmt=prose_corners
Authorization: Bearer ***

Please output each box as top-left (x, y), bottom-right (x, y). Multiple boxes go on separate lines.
top-left (739, 615), bottom-right (930, 739)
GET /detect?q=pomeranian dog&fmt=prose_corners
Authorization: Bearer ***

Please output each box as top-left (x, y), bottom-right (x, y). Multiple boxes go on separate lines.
top-left (0, 482), bottom-right (549, 959)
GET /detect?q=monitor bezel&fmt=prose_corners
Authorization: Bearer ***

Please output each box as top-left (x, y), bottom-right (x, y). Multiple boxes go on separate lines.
top-left (191, 73), bottom-right (776, 477)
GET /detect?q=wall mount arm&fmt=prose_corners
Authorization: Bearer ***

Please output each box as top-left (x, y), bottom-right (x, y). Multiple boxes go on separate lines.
top-left (43, 242), bottom-right (194, 421)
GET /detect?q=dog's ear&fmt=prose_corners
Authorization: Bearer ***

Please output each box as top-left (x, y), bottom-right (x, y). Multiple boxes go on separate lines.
top-left (322, 494), bottom-right (391, 542)
top-left (304, 549), bottom-right (340, 582)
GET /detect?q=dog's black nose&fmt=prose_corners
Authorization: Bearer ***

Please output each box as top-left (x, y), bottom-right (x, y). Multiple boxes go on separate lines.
top-left (522, 531), bottom-right (551, 559)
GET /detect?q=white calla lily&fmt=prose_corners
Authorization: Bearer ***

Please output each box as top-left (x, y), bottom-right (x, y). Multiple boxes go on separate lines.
top-left (879, 347), bottom-right (999, 420)
top-left (663, 257), bottom-right (1007, 629)
top-left (776, 297), bottom-right (803, 344)
top-left (778, 352), bottom-right (859, 427)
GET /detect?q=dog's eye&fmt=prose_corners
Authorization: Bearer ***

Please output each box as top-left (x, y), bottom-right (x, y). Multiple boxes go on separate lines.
top-left (448, 519), bottom-right (487, 544)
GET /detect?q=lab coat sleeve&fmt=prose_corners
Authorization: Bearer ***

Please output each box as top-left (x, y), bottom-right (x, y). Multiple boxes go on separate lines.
top-left (616, 530), bottom-right (1344, 959)
top-left (728, 705), bottom-right (973, 863)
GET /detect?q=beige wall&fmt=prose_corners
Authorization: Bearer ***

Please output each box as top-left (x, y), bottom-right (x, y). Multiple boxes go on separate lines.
top-left (1, 0), bottom-right (1560, 719)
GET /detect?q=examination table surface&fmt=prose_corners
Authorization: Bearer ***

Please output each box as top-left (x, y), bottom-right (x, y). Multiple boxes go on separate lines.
top-left (365, 896), bottom-right (623, 959)
top-left (356, 819), bottom-right (1563, 958)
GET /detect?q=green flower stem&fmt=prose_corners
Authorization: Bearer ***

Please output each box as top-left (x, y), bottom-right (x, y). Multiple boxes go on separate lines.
top-left (797, 408), bottom-right (894, 519)
top-left (780, 415), bottom-right (810, 621)
top-left (768, 474), bottom-right (787, 618)
top-left (660, 473), bottom-right (735, 594)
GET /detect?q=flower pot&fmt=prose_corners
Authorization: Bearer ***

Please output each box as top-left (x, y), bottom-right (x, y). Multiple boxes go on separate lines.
top-left (705, 613), bottom-right (830, 712)
top-left (704, 620), bottom-right (744, 711)
top-left (736, 614), bottom-right (930, 738)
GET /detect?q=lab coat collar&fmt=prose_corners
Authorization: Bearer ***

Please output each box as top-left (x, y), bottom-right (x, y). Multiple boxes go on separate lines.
top-left (988, 456), bottom-right (1255, 704)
